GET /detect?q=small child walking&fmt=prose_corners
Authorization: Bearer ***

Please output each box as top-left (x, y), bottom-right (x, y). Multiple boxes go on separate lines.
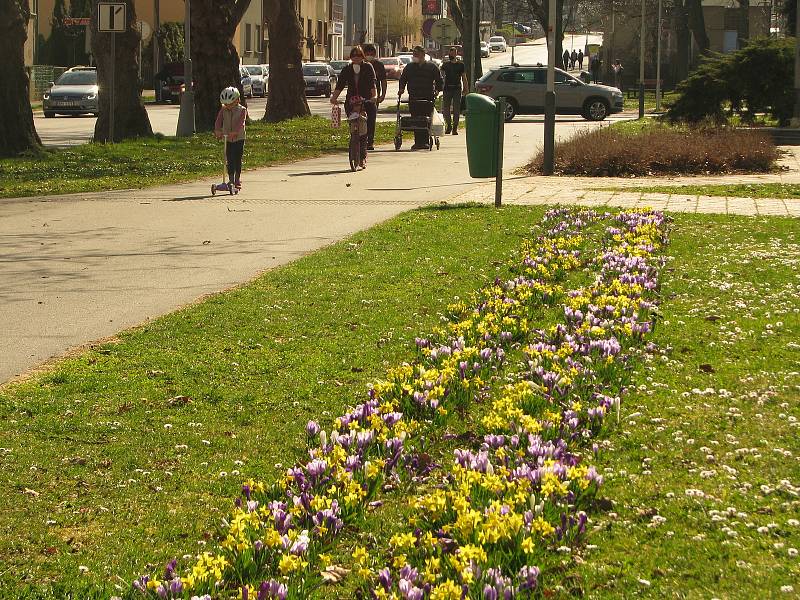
top-left (214, 86), bottom-right (247, 189)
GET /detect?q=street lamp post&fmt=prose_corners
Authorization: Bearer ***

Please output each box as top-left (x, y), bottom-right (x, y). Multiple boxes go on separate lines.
top-left (638, 0), bottom-right (645, 118)
top-left (176, 0), bottom-right (195, 137)
top-left (793, 0), bottom-right (800, 126)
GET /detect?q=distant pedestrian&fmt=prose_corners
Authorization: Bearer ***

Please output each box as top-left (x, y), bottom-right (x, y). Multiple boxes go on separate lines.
top-left (440, 46), bottom-right (468, 135)
top-left (612, 59), bottom-right (624, 89)
top-left (578, 49), bottom-right (584, 70)
top-left (562, 49), bottom-right (571, 70)
top-left (590, 55), bottom-right (601, 83)
top-left (214, 86), bottom-right (247, 190)
top-left (571, 49), bottom-right (578, 69)
top-left (363, 43), bottom-right (387, 151)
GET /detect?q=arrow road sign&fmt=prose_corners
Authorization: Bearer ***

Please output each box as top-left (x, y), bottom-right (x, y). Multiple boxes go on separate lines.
top-left (99, 2), bottom-right (126, 32)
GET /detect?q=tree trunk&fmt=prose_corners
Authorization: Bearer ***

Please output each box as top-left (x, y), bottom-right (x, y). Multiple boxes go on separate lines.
top-left (191, 0), bottom-right (252, 132)
top-left (91, 0), bottom-right (152, 142)
top-left (263, 0), bottom-right (310, 122)
top-left (686, 0), bottom-right (709, 54)
top-left (527, 0), bottom-right (564, 72)
top-left (673, 0), bottom-right (690, 82)
top-left (0, 0), bottom-right (42, 157)
top-left (447, 0), bottom-right (482, 86)
top-left (737, 0), bottom-right (750, 48)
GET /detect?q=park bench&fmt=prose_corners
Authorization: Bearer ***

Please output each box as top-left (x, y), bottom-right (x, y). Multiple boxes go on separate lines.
top-left (627, 79), bottom-right (664, 98)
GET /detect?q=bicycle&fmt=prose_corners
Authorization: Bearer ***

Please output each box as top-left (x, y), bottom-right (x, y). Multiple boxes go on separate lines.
top-left (334, 97), bottom-right (372, 171)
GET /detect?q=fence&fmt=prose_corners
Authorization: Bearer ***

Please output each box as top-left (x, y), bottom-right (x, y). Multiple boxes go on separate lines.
top-left (28, 65), bottom-right (69, 101)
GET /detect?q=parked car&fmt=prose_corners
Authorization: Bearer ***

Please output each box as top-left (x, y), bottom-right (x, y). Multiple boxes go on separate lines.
top-left (480, 41), bottom-right (490, 58)
top-left (329, 60), bottom-right (350, 78)
top-left (303, 63), bottom-right (336, 97)
top-left (488, 36), bottom-right (507, 52)
top-left (379, 57), bottom-right (404, 79)
top-left (244, 64), bottom-right (267, 97)
top-left (475, 65), bottom-right (623, 121)
top-left (154, 62), bottom-right (186, 104)
top-left (397, 55), bottom-right (413, 67)
top-left (42, 66), bottom-right (98, 118)
top-left (239, 66), bottom-right (254, 98)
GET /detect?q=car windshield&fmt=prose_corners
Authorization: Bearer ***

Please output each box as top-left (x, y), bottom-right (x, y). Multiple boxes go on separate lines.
top-left (303, 65), bottom-right (328, 76)
top-left (398, 56), bottom-right (412, 64)
top-left (331, 61), bottom-right (349, 69)
top-left (246, 66), bottom-right (262, 75)
top-left (380, 58), bottom-right (399, 65)
top-left (56, 71), bottom-right (96, 85)
top-left (490, 37), bottom-right (504, 42)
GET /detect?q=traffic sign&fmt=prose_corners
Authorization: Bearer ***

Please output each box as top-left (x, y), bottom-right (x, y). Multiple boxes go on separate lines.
top-left (430, 17), bottom-right (457, 45)
top-left (98, 2), bottom-right (126, 32)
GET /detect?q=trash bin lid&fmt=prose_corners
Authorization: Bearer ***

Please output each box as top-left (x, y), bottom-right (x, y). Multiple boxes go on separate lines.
top-left (465, 93), bottom-right (498, 114)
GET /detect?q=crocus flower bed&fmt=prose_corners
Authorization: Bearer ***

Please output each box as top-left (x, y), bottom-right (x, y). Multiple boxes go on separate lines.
top-left (127, 208), bottom-right (668, 600)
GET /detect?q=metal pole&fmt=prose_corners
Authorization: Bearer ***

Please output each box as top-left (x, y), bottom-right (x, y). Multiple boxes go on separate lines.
top-left (638, 0), bottom-right (645, 118)
top-left (176, 0), bottom-right (194, 136)
top-left (495, 97), bottom-right (505, 207)
top-left (543, 0), bottom-right (556, 175)
top-left (110, 32), bottom-right (115, 142)
top-left (655, 0), bottom-right (662, 111)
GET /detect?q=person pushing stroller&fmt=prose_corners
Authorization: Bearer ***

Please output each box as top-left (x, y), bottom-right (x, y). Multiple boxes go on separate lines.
top-left (214, 86), bottom-right (247, 190)
top-left (398, 46), bottom-right (443, 150)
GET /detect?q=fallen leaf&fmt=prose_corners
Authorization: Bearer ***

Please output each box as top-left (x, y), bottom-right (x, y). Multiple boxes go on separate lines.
top-left (320, 564), bottom-right (350, 583)
top-left (699, 363), bottom-right (715, 373)
top-left (23, 488), bottom-right (40, 497)
top-left (705, 315), bottom-right (721, 322)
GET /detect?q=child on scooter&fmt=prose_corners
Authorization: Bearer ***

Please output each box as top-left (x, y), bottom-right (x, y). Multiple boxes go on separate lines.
top-left (214, 86), bottom-right (247, 189)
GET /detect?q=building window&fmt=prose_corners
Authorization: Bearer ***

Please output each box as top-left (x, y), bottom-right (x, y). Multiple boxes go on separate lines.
top-left (245, 23), bottom-right (252, 53)
top-left (317, 20), bottom-right (323, 43)
top-left (308, 18), bottom-right (313, 38)
top-left (256, 25), bottom-right (261, 54)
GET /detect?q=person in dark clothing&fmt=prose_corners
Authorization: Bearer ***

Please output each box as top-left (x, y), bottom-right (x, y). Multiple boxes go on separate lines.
top-left (562, 49), bottom-right (571, 70)
top-left (578, 49), bottom-right (584, 69)
top-left (363, 43), bottom-right (386, 151)
top-left (330, 46), bottom-right (377, 167)
top-left (570, 49), bottom-right (578, 69)
top-left (398, 45), bottom-right (443, 150)
top-left (440, 46), bottom-right (468, 135)
top-left (590, 55), bottom-right (601, 83)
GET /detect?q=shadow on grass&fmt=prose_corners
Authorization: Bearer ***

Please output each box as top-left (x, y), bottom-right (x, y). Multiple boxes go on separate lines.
top-left (417, 201), bottom-right (490, 211)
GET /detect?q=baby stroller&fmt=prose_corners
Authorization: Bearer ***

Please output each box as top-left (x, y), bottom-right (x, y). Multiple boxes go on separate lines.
top-left (393, 97), bottom-right (440, 151)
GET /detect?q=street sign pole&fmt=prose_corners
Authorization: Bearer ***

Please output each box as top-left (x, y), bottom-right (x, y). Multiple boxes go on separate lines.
top-left (639, 0), bottom-right (646, 118)
top-left (469, 0), bottom-right (477, 90)
top-left (110, 30), bottom-right (115, 142)
top-left (793, 3), bottom-right (800, 126)
top-left (543, 0), bottom-right (556, 175)
top-left (495, 97), bottom-right (505, 207)
top-left (655, 0), bottom-right (662, 111)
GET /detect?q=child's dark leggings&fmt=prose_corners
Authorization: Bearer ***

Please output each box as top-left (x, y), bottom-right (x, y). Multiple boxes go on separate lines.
top-left (226, 140), bottom-right (244, 182)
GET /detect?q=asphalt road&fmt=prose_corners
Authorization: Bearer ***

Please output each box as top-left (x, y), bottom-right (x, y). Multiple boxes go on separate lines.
top-left (33, 37), bottom-right (607, 147)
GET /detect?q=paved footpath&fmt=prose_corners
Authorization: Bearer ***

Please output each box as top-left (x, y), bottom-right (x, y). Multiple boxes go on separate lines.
top-left (0, 116), bottom-right (622, 384)
top-left (453, 146), bottom-right (800, 216)
top-left (2, 119), bottom-right (798, 383)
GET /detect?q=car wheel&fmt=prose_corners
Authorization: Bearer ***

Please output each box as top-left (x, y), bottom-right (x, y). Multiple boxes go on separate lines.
top-left (499, 97), bottom-right (517, 122)
top-left (583, 98), bottom-right (610, 121)
top-left (44, 111), bottom-right (55, 118)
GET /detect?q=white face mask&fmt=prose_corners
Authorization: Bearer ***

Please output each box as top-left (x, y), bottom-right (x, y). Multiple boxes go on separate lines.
top-left (353, 63), bottom-right (361, 74)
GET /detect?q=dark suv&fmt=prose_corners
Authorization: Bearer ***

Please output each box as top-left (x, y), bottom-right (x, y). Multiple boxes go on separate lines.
top-left (475, 65), bottom-right (624, 121)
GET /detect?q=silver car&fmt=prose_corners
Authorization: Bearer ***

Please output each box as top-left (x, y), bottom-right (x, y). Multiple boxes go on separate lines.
top-left (475, 65), bottom-right (624, 121)
top-left (245, 65), bottom-right (267, 97)
top-left (42, 67), bottom-right (98, 118)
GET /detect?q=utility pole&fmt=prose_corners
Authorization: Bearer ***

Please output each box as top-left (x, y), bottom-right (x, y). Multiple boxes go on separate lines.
top-left (176, 0), bottom-right (194, 136)
top-left (543, 0), bottom-right (556, 174)
top-left (469, 0), bottom-right (478, 90)
top-left (638, 0), bottom-right (645, 118)
top-left (655, 0), bottom-right (662, 111)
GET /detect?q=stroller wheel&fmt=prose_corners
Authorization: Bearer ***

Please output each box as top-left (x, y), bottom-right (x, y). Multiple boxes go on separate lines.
top-left (394, 136), bottom-right (402, 151)
top-left (435, 137), bottom-right (440, 150)
top-left (211, 185), bottom-right (216, 196)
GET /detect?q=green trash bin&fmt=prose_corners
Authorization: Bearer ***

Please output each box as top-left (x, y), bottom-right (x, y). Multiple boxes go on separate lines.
top-left (465, 93), bottom-right (500, 178)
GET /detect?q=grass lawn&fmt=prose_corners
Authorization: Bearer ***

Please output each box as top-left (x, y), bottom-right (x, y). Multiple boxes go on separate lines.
top-left (0, 117), bottom-right (394, 200)
top-left (0, 206), bottom-right (798, 598)
top-left (599, 182), bottom-right (800, 200)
